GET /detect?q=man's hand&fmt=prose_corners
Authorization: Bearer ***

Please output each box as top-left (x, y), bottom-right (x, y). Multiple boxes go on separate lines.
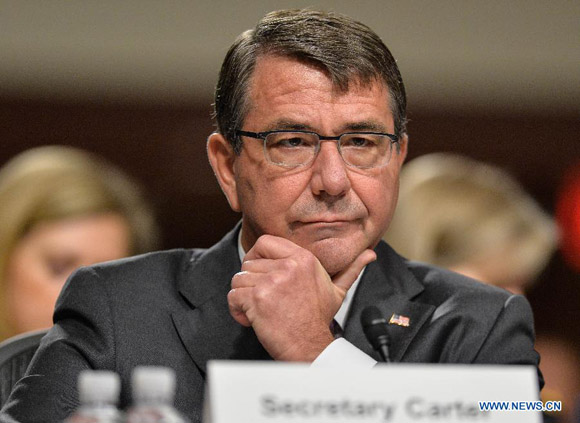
top-left (227, 235), bottom-right (376, 361)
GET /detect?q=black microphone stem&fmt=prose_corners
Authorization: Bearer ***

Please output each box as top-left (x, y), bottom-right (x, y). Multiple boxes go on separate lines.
top-left (361, 306), bottom-right (393, 363)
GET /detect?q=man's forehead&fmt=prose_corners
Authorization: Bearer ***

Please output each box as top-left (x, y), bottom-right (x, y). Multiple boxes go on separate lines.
top-left (250, 54), bottom-right (389, 95)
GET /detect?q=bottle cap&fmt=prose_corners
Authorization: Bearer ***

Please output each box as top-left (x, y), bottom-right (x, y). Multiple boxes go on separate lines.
top-left (132, 366), bottom-right (176, 402)
top-left (78, 370), bottom-right (121, 404)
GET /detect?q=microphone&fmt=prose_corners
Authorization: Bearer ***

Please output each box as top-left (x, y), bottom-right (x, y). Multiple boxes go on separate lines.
top-left (361, 306), bottom-right (392, 363)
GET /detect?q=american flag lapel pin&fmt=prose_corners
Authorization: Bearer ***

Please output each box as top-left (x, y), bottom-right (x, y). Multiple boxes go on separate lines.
top-left (389, 313), bottom-right (410, 327)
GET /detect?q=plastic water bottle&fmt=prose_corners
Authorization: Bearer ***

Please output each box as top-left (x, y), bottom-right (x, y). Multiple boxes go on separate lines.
top-left (125, 366), bottom-right (190, 423)
top-left (64, 370), bottom-right (122, 423)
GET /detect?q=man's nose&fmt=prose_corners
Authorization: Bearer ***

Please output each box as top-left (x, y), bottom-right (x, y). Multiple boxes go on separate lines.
top-left (310, 141), bottom-right (351, 197)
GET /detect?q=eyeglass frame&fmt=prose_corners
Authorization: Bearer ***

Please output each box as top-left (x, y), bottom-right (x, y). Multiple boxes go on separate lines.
top-left (235, 129), bottom-right (400, 169)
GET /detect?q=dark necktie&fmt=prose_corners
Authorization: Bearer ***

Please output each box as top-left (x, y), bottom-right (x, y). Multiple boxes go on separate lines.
top-left (330, 319), bottom-right (343, 339)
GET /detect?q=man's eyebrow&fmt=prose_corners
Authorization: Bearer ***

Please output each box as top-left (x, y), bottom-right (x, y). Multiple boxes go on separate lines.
top-left (264, 120), bottom-right (391, 134)
top-left (264, 120), bottom-right (312, 131)
top-left (342, 121), bottom-right (390, 133)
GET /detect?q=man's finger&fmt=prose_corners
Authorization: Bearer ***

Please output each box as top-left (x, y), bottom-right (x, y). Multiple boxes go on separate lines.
top-left (331, 249), bottom-right (377, 293)
top-left (244, 234), bottom-right (300, 260)
top-left (231, 271), bottom-right (252, 289)
top-left (227, 287), bottom-right (252, 327)
top-left (241, 258), bottom-right (279, 273)
top-left (231, 271), bottom-right (274, 289)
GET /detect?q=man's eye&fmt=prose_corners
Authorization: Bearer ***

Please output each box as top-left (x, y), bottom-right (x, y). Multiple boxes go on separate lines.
top-left (271, 136), bottom-right (313, 148)
top-left (281, 137), bottom-right (306, 147)
top-left (343, 136), bottom-right (378, 148)
top-left (351, 138), bottom-right (369, 147)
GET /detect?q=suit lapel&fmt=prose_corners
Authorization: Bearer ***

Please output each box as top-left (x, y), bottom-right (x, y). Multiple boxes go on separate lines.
top-left (171, 224), bottom-right (271, 376)
top-left (344, 241), bottom-right (435, 362)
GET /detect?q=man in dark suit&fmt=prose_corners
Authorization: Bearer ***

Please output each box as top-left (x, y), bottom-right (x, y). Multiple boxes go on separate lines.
top-left (1, 9), bottom-right (541, 423)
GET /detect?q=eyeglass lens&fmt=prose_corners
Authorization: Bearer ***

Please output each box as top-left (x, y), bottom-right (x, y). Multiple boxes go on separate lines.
top-left (264, 132), bottom-right (393, 168)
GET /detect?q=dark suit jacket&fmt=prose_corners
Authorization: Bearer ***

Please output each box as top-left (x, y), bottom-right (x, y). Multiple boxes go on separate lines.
top-left (0, 225), bottom-right (541, 423)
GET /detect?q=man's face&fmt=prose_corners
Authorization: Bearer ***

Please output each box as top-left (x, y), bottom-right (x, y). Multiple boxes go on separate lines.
top-left (210, 54), bottom-right (407, 275)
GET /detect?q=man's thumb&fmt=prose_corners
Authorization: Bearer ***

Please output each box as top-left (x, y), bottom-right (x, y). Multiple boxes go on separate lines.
top-left (332, 249), bottom-right (377, 293)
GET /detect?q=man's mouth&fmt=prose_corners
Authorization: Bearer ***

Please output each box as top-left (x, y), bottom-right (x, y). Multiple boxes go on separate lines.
top-left (293, 219), bottom-right (358, 232)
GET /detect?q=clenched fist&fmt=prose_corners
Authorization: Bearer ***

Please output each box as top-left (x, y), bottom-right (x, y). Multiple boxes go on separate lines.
top-left (227, 234), bottom-right (376, 361)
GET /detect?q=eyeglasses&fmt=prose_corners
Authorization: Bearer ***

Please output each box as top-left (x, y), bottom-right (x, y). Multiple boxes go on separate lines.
top-left (235, 129), bottom-right (399, 169)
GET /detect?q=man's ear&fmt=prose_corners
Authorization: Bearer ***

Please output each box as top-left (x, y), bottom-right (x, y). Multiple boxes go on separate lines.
top-left (396, 134), bottom-right (409, 168)
top-left (207, 132), bottom-right (241, 212)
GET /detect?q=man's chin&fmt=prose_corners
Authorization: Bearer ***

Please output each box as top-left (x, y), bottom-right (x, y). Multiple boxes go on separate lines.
top-left (305, 238), bottom-right (365, 277)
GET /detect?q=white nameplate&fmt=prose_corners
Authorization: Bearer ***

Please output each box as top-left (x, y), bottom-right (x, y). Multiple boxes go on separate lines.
top-left (203, 361), bottom-right (542, 423)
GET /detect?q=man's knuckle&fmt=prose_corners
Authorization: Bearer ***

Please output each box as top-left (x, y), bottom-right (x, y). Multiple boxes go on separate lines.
top-left (282, 258), bottom-right (299, 273)
top-left (268, 271), bottom-right (286, 287)
top-left (257, 234), bottom-right (273, 245)
top-left (253, 286), bottom-right (270, 303)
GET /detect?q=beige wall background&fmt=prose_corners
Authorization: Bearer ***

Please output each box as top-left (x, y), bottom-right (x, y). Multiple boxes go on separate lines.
top-left (1, 0), bottom-right (579, 114)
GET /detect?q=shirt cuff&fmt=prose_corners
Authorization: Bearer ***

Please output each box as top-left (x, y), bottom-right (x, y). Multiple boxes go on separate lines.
top-left (311, 338), bottom-right (378, 368)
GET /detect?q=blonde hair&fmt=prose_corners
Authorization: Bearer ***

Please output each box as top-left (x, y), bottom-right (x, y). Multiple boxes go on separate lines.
top-left (0, 146), bottom-right (159, 338)
top-left (384, 153), bottom-right (558, 289)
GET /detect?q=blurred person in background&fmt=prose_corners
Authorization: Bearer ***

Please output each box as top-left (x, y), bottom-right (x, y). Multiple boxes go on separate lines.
top-left (384, 152), bottom-right (578, 423)
top-left (0, 146), bottom-right (159, 341)
top-left (384, 153), bottom-right (557, 294)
